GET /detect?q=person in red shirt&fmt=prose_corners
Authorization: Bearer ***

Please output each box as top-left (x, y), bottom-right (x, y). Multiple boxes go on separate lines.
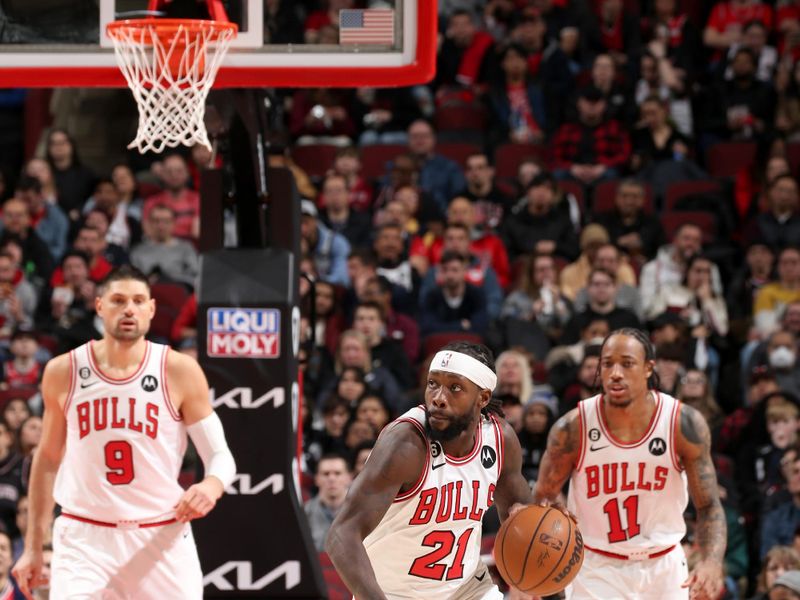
top-left (3, 326), bottom-right (41, 390)
top-left (142, 154), bottom-right (200, 242)
top-left (704, 0), bottom-right (773, 52)
top-left (49, 226), bottom-right (112, 287)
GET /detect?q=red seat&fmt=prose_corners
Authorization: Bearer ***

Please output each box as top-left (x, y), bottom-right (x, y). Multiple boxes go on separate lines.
top-left (494, 143), bottom-right (546, 180)
top-left (787, 143), bottom-right (800, 175)
top-left (421, 332), bottom-right (485, 359)
top-left (592, 180), bottom-right (654, 214)
top-left (664, 180), bottom-right (722, 211)
top-left (290, 144), bottom-right (339, 179)
top-left (434, 105), bottom-right (488, 132)
top-left (660, 211), bottom-right (717, 243)
top-left (706, 142), bottom-right (757, 178)
top-left (149, 307), bottom-right (179, 342)
top-left (360, 143), bottom-right (406, 183)
top-left (151, 282), bottom-right (190, 313)
top-left (438, 142), bottom-right (481, 169)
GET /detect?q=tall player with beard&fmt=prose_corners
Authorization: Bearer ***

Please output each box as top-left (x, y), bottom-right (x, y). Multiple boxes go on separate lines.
top-left (327, 341), bottom-right (535, 599)
top-left (13, 266), bottom-right (236, 599)
top-left (534, 328), bottom-right (726, 600)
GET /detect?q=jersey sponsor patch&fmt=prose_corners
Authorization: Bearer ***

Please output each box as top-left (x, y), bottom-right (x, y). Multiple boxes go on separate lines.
top-left (480, 445), bottom-right (496, 469)
top-left (141, 375), bottom-right (158, 392)
top-left (649, 438), bottom-right (666, 456)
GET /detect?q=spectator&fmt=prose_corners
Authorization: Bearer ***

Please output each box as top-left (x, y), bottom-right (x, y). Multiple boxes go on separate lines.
top-left (289, 89), bottom-right (356, 145)
top-left (374, 153), bottom-right (442, 232)
top-left (11, 495), bottom-right (25, 561)
top-left (304, 453), bottom-right (352, 552)
top-left (13, 175), bottom-right (68, 262)
top-left (704, 47), bottom-right (776, 142)
top-left (486, 43), bottom-right (547, 147)
top-left (303, 0), bottom-right (351, 44)
top-left (561, 268), bottom-right (641, 343)
top-left (300, 199), bottom-right (351, 286)
top-left (83, 209), bottom-right (129, 267)
top-left (334, 367), bottom-right (367, 407)
top-left (0, 420), bottom-right (22, 537)
top-left (352, 302), bottom-right (413, 391)
top-left (752, 546), bottom-right (800, 600)
top-left (495, 349), bottom-right (534, 405)
top-left (572, 242), bottom-right (642, 319)
top-left (142, 154), bottom-right (200, 241)
top-left (360, 275), bottom-right (419, 363)
top-left (109, 163), bottom-right (144, 223)
top-left (418, 222), bottom-right (503, 318)
top-left (586, 0), bottom-right (641, 70)
top-left (23, 158), bottom-right (57, 205)
top-left (45, 251), bottom-right (100, 352)
top-left (501, 172), bottom-right (578, 261)
top-left (310, 280), bottom-right (346, 357)
top-left (745, 175), bottom-right (800, 253)
top-left (703, 0), bottom-right (773, 53)
top-left (352, 440), bottom-right (375, 477)
top-left (501, 252), bottom-right (572, 342)
top-left (771, 570), bottom-right (800, 599)
top-left (130, 204), bottom-right (199, 289)
top-left (639, 223), bottom-right (722, 317)
top-left (552, 86), bottom-right (631, 189)
top-left (647, 0), bottom-right (702, 79)
top-left (318, 173), bottom-right (371, 249)
top-left (459, 153), bottom-right (513, 232)
top-left (353, 394), bottom-right (392, 433)
top-left (724, 19), bottom-right (777, 82)
top-left (754, 247), bottom-right (800, 335)
top-left (83, 176), bottom-right (142, 251)
top-left (45, 128), bottom-right (95, 221)
top-left (50, 225), bottom-right (112, 286)
top-left (560, 344), bottom-right (602, 415)
top-left (326, 147), bottom-right (373, 213)
top-left (0, 252), bottom-right (36, 337)
top-left (2, 399), bottom-right (29, 437)
top-left (545, 318), bottom-right (610, 397)
top-left (517, 396), bottom-right (556, 488)
top-left (404, 119), bottom-right (466, 213)
top-left (354, 87), bottom-right (429, 147)
top-left (419, 250), bottom-right (489, 337)
top-left (0, 197), bottom-right (53, 288)
top-left (304, 395), bottom-right (350, 476)
top-left (761, 331), bottom-right (800, 398)
top-left (635, 50), bottom-right (693, 138)
top-left (585, 53), bottom-right (635, 125)
top-left (16, 415), bottom-right (40, 458)
top-left (373, 223), bottom-right (418, 298)
top-left (2, 326), bottom-right (41, 390)
top-left (727, 241), bottom-right (775, 339)
top-left (343, 418), bottom-right (377, 455)
top-left (762, 444), bottom-right (800, 559)
top-left (676, 369), bottom-right (724, 437)
top-left (435, 9), bottom-right (497, 98)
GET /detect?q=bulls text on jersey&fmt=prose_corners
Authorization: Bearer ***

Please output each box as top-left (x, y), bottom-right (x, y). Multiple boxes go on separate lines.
top-left (584, 462), bottom-right (668, 498)
top-left (75, 397), bottom-right (159, 440)
top-left (409, 481), bottom-right (496, 525)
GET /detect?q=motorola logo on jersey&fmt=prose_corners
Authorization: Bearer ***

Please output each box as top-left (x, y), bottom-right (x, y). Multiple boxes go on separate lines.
top-left (226, 473), bottom-right (284, 496)
top-left (481, 446), bottom-right (496, 469)
top-left (209, 386), bottom-right (285, 409)
top-left (649, 438), bottom-right (667, 456)
top-left (141, 375), bottom-right (158, 392)
top-left (203, 560), bottom-right (301, 591)
top-left (207, 307), bottom-right (281, 358)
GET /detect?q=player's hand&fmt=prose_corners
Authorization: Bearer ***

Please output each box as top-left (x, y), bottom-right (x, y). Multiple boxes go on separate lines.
top-left (12, 549), bottom-right (46, 600)
top-left (174, 477), bottom-right (224, 522)
top-left (681, 558), bottom-right (724, 600)
top-left (509, 501), bottom-right (577, 524)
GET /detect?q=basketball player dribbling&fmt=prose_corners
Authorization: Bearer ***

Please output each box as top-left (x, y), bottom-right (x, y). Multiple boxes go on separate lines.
top-left (326, 341), bottom-right (541, 600)
top-left (534, 328), bottom-right (726, 600)
top-left (12, 266), bottom-right (236, 599)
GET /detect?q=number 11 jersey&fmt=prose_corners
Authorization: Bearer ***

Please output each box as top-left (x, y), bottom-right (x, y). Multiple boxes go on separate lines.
top-left (54, 341), bottom-right (187, 522)
top-left (567, 392), bottom-right (688, 557)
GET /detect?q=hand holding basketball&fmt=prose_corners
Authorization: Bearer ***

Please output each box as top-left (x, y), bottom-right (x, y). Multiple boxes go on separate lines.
top-left (494, 505), bottom-right (584, 596)
top-left (12, 549), bottom-right (47, 600)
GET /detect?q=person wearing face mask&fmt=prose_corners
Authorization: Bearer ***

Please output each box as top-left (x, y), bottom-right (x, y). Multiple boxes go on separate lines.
top-left (761, 331), bottom-right (800, 398)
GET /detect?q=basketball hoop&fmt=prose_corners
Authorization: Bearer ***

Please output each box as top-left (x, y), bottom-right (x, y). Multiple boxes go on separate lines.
top-left (107, 17), bottom-right (237, 154)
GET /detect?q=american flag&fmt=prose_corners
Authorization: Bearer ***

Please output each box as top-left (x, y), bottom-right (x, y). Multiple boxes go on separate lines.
top-left (339, 9), bottom-right (394, 45)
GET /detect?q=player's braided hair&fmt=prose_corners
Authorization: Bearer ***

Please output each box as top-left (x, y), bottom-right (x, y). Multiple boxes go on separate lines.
top-left (595, 328), bottom-right (661, 391)
top-left (439, 341), bottom-right (504, 418)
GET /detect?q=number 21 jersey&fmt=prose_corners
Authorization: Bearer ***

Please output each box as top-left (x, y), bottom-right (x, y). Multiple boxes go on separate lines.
top-left (54, 341), bottom-right (187, 522)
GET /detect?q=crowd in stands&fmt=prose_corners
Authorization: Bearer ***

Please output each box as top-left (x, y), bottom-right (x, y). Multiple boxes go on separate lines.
top-left (0, 0), bottom-right (798, 597)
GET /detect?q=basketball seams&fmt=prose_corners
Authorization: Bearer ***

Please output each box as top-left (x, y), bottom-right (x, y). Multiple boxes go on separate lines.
top-left (524, 508), bottom-right (572, 592)
top-left (498, 506), bottom-right (526, 587)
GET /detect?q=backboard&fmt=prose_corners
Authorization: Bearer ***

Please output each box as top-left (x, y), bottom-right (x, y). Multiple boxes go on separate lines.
top-left (0, 0), bottom-right (435, 88)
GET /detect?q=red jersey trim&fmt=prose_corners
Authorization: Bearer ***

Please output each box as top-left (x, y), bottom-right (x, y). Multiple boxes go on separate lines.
top-left (585, 543), bottom-right (675, 561)
top-left (393, 417), bottom-right (429, 503)
top-left (597, 392), bottom-right (663, 449)
top-left (670, 400), bottom-right (684, 472)
top-left (444, 422), bottom-right (482, 465)
top-left (88, 340), bottom-right (151, 384)
top-left (161, 346), bottom-right (182, 422)
top-left (575, 401), bottom-right (588, 471)
top-left (63, 349), bottom-right (77, 413)
top-left (490, 414), bottom-right (505, 478)
top-left (61, 512), bottom-right (178, 528)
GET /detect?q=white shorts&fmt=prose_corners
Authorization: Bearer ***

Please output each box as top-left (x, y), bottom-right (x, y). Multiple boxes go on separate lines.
top-left (50, 515), bottom-right (203, 600)
top-left (565, 545), bottom-right (689, 600)
top-left (369, 564), bottom-right (503, 600)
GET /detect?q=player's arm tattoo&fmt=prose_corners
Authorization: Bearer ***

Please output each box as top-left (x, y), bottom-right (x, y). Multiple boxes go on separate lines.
top-left (533, 411), bottom-right (580, 503)
top-left (679, 406), bottom-right (727, 564)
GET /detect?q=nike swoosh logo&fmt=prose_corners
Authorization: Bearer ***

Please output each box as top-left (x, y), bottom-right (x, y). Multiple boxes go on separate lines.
top-left (431, 461), bottom-right (446, 470)
top-left (475, 572), bottom-right (486, 582)
top-left (80, 382), bottom-right (97, 389)
top-left (590, 445), bottom-right (609, 452)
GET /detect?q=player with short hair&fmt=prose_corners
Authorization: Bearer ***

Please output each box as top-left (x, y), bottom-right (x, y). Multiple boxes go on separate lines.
top-left (326, 341), bottom-right (537, 599)
top-left (13, 265), bottom-right (236, 599)
top-left (534, 327), bottom-right (726, 599)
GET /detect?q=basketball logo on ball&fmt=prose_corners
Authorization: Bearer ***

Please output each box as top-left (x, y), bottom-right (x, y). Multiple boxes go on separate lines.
top-left (494, 505), bottom-right (584, 596)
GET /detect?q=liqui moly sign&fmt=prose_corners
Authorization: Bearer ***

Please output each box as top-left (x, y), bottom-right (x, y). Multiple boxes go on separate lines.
top-left (207, 308), bottom-right (281, 358)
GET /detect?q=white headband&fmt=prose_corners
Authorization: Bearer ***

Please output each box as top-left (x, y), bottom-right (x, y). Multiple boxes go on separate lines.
top-left (430, 351), bottom-right (497, 392)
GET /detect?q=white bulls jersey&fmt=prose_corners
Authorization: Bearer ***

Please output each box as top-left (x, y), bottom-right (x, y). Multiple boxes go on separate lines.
top-left (567, 392), bottom-right (688, 557)
top-left (364, 406), bottom-right (504, 599)
top-left (54, 341), bottom-right (187, 522)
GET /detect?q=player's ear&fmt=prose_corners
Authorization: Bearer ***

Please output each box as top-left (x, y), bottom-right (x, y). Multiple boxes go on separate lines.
top-left (478, 388), bottom-right (491, 409)
top-left (644, 359), bottom-right (655, 381)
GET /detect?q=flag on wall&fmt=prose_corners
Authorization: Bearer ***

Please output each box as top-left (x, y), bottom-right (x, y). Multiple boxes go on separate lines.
top-left (339, 9), bottom-right (394, 45)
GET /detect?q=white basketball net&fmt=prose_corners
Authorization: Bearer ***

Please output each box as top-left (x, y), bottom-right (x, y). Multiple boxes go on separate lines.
top-left (108, 21), bottom-right (236, 154)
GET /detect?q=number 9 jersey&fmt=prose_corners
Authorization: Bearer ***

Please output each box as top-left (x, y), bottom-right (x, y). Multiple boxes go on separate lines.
top-left (54, 341), bottom-right (187, 523)
top-left (566, 392), bottom-right (688, 558)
